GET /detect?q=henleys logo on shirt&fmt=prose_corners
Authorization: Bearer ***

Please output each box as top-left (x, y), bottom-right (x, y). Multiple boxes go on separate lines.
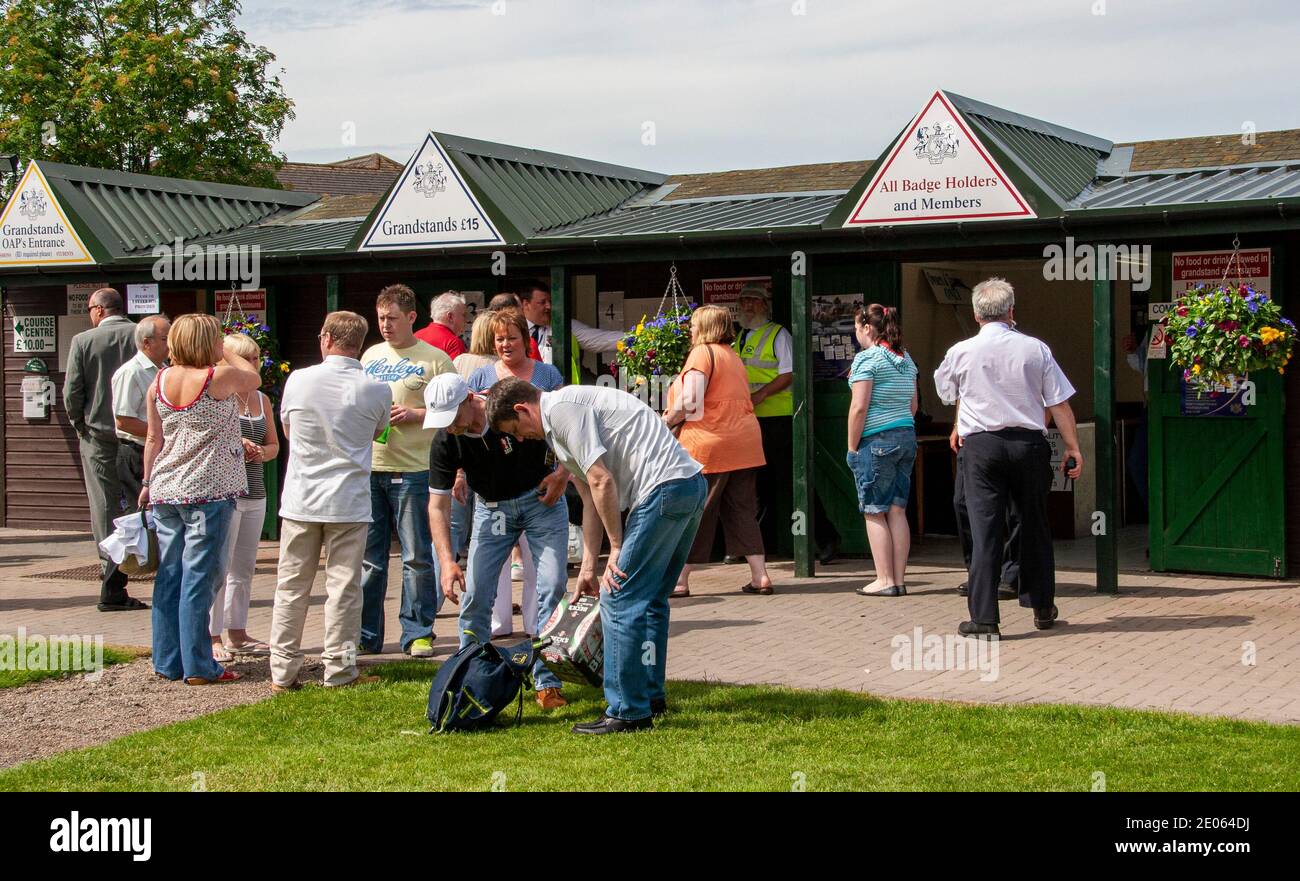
top-left (365, 357), bottom-right (426, 385)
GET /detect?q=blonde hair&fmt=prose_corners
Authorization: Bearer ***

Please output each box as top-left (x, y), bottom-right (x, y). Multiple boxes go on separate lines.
top-left (223, 332), bottom-right (260, 362)
top-left (168, 314), bottom-right (222, 367)
top-left (691, 305), bottom-right (734, 346)
top-left (322, 311), bottom-right (368, 355)
top-left (468, 310), bottom-right (497, 357)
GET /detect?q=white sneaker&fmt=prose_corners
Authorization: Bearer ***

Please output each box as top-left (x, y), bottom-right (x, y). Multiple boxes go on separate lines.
top-left (511, 562), bottom-right (524, 581)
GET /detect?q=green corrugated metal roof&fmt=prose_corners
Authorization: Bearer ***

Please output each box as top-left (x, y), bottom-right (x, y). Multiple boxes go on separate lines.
top-left (184, 219), bottom-right (363, 253)
top-left (1071, 161), bottom-right (1300, 211)
top-left (437, 133), bottom-right (666, 237)
top-left (537, 191), bottom-right (842, 239)
top-left (38, 161), bottom-right (318, 257)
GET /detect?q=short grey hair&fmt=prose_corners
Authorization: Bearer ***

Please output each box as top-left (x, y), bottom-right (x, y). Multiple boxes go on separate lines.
top-left (430, 291), bottom-right (466, 322)
top-left (134, 313), bottom-right (169, 349)
top-left (971, 277), bottom-right (1015, 321)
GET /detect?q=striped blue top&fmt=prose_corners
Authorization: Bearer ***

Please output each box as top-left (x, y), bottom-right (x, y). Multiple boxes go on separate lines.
top-left (849, 345), bottom-right (917, 438)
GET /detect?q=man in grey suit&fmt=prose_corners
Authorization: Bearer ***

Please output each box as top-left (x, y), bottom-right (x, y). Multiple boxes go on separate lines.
top-left (64, 287), bottom-right (148, 611)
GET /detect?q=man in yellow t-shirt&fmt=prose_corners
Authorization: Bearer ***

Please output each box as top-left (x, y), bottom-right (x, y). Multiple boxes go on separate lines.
top-left (359, 284), bottom-right (454, 658)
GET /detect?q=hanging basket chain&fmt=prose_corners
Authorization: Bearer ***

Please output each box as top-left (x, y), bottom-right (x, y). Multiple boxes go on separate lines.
top-left (221, 282), bottom-right (243, 328)
top-left (1217, 234), bottom-right (1245, 288)
top-left (656, 262), bottom-right (687, 317)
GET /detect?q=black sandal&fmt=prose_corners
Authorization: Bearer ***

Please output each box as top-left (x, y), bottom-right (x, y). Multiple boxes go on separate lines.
top-left (741, 583), bottom-right (774, 595)
top-left (98, 596), bottom-right (149, 612)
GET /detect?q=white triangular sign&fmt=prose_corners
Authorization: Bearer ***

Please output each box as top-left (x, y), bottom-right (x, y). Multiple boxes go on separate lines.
top-left (843, 91), bottom-right (1035, 227)
top-left (0, 162), bottom-right (95, 266)
top-left (359, 132), bottom-right (504, 251)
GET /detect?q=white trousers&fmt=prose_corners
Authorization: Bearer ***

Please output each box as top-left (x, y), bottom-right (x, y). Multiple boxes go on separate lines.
top-left (492, 535), bottom-right (538, 637)
top-left (210, 496), bottom-right (267, 635)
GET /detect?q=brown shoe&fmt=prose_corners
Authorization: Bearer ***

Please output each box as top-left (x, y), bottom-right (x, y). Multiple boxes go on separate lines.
top-left (330, 673), bottom-right (380, 689)
top-left (271, 680), bottom-right (301, 694)
top-left (536, 687), bottom-right (567, 710)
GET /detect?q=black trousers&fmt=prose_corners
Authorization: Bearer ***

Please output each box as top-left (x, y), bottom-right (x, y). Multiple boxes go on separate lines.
top-left (756, 415), bottom-right (840, 554)
top-left (954, 446), bottom-right (1021, 587)
top-left (961, 429), bottom-right (1055, 624)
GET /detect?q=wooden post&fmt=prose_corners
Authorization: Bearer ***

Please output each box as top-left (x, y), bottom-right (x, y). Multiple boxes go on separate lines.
top-left (325, 274), bottom-right (340, 313)
top-left (550, 266), bottom-right (571, 376)
top-left (792, 265), bottom-right (815, 578)
top-left (1093, 258), bottom-right (1119, 594)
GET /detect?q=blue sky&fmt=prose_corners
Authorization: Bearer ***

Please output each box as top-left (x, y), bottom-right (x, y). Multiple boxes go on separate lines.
top-left (237, 0), bottom-right (1300, 173)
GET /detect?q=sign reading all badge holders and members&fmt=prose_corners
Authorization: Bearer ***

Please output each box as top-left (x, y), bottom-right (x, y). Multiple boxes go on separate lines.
top-left (359, 132), bottom-right (504, 251)
top-left (12, 315), bottom-right (56, 353)
top-left (0, 162), bottom-right (96, 266)
top-left (843, 90), bottom-right (1035, 227)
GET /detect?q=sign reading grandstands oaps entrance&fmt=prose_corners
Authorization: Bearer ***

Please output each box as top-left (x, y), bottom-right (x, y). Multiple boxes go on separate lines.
top-left (359, 132), bottom-right (504, 251)
top-left (843, 90), bottom-right (1035, 227)
top-left (0, 162), bottom-right (95, 266)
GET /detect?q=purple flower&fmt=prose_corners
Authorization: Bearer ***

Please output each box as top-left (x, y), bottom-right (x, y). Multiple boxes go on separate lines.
top-left (1185, 327), bottom-right (1198, 339)
top-left (1247, 300), bottom-right (1259, 313)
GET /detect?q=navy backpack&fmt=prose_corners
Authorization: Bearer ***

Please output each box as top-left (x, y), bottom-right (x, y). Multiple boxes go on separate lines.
top-left (426, 635), bottom-right (547, 733)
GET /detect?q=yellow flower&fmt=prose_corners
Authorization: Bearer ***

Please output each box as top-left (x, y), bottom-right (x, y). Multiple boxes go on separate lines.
top-left (1260, 326), bottom-right (1284, 345)
top-left (1192, 364), bottom-right (1202, 374)
top-left (616, 340), bottom-right (625, 352)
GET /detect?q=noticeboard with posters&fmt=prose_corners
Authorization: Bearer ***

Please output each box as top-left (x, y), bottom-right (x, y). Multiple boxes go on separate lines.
top-left (812, 294), bottom-right (862, 379)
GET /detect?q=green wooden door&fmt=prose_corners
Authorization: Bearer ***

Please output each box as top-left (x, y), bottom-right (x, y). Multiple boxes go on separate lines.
top-left (811, 261), bottom-right (900, 555)
top-left (1148, 250), bottom-right (1288, 577)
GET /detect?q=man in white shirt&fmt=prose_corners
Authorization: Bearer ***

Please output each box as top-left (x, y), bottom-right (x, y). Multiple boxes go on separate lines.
top-left (519, 281), bottom-right (629, 366)
top-left (933, 278), bottom-right (1083, 637)
top-left (270, 311), bottom-right (391, 691)
top-left (111, 314), bottom-right (170, 506)
top-left (488, 379), bottom-right (706, 734)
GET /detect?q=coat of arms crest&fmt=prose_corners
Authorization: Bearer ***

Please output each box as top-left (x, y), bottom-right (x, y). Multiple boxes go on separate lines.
top-left (913, 123), bottom-right (959, 164)
top-left (411, 161), bottom-right (449, 198)
top-left (17, 187), bottom-right (48, 220)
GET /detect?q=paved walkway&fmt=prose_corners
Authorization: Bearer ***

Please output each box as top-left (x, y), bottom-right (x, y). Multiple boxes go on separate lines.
top-left (2, 527), bottom-right (1298, 724)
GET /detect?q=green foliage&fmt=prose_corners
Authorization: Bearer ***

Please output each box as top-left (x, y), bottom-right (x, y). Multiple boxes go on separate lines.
top-left (222, 311), bottom-right (290, 403)
top-left (2, 663), bottom-right (1298, 790)
top-left (613, 304), bottom-right (693, 380)
top-left (0, 0), bottom-right (294, 195)
top-left (1166, 283), bottom-right (1295, 390)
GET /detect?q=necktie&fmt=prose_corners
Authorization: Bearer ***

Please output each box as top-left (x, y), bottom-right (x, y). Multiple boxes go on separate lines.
top-left (531, 324), bottom-right (544, 345)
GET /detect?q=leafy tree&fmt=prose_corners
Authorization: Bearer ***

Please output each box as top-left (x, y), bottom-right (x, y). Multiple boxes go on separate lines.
top-left (0, 0), bottom-right (294, 193)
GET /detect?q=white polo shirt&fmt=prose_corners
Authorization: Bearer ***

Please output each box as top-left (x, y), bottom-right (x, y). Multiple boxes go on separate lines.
top-left (279, 356), bottom-right (391, 523)
top-left (110, 351), bottom-right (159, 443)
top-left (540, 384), bottom-right (701, 512)
top-left (933, 321), bottom-right (1075, 437)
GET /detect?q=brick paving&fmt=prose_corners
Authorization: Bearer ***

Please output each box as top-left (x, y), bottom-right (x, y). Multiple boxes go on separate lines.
top-left (2, 526), bottom-right (1298, 725)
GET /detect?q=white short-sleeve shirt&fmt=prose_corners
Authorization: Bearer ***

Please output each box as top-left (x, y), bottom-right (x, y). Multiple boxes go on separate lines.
top-left (933, 321), bottom-right (1075, 437)
top-left (279, 356), bottom-right (392, 523)
top-left (540, 384), bottom-right (701, 512)
top-left (110, 351), bottom-right (158, 442)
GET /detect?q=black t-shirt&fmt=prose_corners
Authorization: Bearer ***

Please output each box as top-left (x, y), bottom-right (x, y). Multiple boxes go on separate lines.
top-left (429, 427), bottom-right (554, 502)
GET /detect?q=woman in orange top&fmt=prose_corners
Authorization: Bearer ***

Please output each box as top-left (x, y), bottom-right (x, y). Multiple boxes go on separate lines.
top-left (662, 305), bottom-right (771, 596)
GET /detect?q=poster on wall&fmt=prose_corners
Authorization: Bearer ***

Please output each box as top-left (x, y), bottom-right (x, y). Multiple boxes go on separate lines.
top-left (921, 268), bottom-right (971, 305)
top-left (1172, 248), bottom-right (1270, 298)
top-left (216, 289), bottom-right (267, 324)
top-left (66, 282), bottom-right (108, 315)
top-left (12, 314), bottom-right (56, 354)
top-left (126, 283), bottom-right (160, 314)
top-left (702, 276), bottom-right (771, 321)
top-left (597, 291), bottom-right (625, 332)
top-left (1179, 378), bottom-right (1249, 418)
top-left (812, 294), bottom-right (862, 379)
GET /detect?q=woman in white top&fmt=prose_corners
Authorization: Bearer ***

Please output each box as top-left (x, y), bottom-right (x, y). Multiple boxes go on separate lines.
top-left (453, 310), bottom-right (498, 380)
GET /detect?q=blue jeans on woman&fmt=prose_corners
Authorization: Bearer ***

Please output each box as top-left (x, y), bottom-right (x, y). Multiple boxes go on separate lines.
top-left (602, 474), bottom-right (706, 721)
top-left (461, 488), bottom-right (570, 690)
top-left (151, 499), bottom-right (235, 681)
top-left (360, 471), bottom-right (437, 653)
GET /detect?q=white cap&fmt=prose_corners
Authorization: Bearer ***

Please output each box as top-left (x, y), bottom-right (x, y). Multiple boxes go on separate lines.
top-left (423, 373), bottom-right (469, 429)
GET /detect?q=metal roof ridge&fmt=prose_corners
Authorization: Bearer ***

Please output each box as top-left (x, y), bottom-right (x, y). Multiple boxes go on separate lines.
top-left (35, 160), bottom-right (319, 205)
top-left (659, 189), bottom-right (848, 204)
top-left (432, 132), bottom-right (667, 184)
top-left (943, 90), bottom-right (1114, 155)
top-left (1103, 159), bottom-right (1300, 178)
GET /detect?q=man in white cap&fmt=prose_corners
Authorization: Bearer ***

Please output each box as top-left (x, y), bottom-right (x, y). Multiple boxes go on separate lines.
top-left (424, 373), bottom-right (572, 709)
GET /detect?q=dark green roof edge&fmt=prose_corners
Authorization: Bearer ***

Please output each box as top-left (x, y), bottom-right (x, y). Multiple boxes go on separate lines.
top-left (433, 133), bottom-right (667, 185)
top-left (945, 91), bottom-right (1113, 154)
top-left (37, 161), bottom-right (319, 206)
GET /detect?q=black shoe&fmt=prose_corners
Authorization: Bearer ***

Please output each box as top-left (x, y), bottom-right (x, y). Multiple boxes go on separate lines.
top-left (957, 582), bottom-right (968, 597)
top-left (572, 713), bottom-right (653, 735)
top-left (855, 584), bottom-right (905, 597)
top-left (998, 583), bottom-right (1017, 601)
top-left (817, 540), bottom-right (839, 566)
top-left (722, 555), bottom-right (742, 565)
top-left (98, 596), bottom-right (148, 612)
top-left (1034, 604), bottom-right (1059, 630)
top-left (957, 621), bottom-right (1001, 637)
top-left (651, 698), bottom-right (667, 717)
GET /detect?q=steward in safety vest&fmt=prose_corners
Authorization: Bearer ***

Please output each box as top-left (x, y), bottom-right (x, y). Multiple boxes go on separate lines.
top-left (733, 285), bottom-right (793, 417)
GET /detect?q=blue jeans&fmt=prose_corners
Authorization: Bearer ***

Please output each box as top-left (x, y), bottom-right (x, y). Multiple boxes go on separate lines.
top-left (847, 426), bottom-right (917, 514)
top-left (360, 471), bottom-right (437, 653)
top-left (151, 499), bottom-right (235, 681)
top-left (460, 488), bottom-right (569, 690)
top-left (602, 474), bottom-right (706, 721)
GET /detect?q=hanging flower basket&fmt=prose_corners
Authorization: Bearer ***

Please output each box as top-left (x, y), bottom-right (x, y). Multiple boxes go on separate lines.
top-left (222, 311), bottom-right (292, 404)
top-left (613, 264), bottom-right (694, 382)
top-left (1166, 282), bottom-right (1295, 390)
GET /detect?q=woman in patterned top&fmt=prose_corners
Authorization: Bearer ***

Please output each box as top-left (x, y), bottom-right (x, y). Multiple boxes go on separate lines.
top-left (139, 314), bottom-right (262, 684)
top-left (209, 333), bottom-right (280, 663)
top-left (846, 304), bottom-right (919, 598)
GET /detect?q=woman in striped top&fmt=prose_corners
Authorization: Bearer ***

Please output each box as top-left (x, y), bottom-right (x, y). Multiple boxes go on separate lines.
top-left (846, 304), bottom-right (918, 598)
top-left (210, 333), bottom-right (280, 662)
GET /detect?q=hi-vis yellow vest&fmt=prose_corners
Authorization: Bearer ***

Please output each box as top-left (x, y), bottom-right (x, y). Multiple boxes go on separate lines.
top-left (734, 321), bottom-right (792, 417)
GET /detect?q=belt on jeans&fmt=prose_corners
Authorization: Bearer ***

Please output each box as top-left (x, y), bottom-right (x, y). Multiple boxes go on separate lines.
top-left (970, 428), bottom-right (1046, 440)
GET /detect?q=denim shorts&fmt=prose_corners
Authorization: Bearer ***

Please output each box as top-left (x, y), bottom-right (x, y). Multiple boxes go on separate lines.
top-left (846, 426), bottom-right (917, 514)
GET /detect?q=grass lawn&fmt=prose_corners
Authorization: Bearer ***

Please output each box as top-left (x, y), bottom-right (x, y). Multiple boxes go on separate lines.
top-left (1, 661), bottom-right (1296, 791)
top-left (0, 642), bottom-right (142, 689)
